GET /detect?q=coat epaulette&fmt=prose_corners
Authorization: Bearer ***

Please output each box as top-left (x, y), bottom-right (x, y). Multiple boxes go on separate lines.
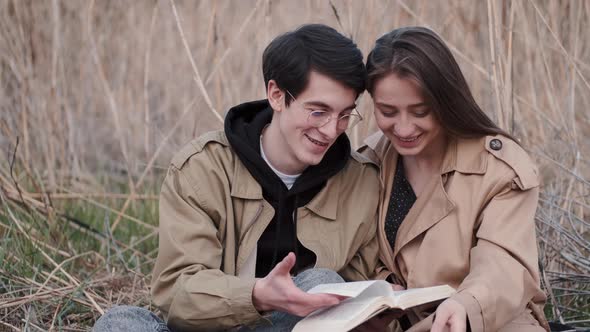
top-left (484, 135), bottom-right (539, 190)
top-left (171, 130), bottom-right (228, 168)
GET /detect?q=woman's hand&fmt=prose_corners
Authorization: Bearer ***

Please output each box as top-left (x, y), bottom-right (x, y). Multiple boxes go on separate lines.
top-left (431, 298), bottom-right (467, 332)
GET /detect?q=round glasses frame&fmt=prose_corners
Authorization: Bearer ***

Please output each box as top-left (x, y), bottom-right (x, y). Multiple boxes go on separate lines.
top-left (286, 90), bottom-right (363, 131)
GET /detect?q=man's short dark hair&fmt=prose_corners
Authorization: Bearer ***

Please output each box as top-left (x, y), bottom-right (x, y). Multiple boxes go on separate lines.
top-left (262, 24), bottom-right (366, 106)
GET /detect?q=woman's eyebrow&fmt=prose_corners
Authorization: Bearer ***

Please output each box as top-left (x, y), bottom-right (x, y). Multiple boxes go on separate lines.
top-left (408, 102), bottom-right (429, 108)
top-left (375, 102), bottom-right (396, 109)
top-left (375, 102), bottom-right (427, 109)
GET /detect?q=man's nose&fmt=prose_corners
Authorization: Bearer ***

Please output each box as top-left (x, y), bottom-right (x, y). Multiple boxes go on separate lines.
top-left (318, 116), bottom-right (341, 139)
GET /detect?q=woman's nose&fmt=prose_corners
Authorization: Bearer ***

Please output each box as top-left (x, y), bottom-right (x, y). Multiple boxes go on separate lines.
top-left (394, 117), bottom-right (415, 137)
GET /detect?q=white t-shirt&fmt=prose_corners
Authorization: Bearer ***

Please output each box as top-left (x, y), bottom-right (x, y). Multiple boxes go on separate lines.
top-left (260, 139), bottom-right (301, 189)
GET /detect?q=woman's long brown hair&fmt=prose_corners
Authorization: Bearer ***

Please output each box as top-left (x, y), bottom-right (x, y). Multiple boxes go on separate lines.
top-left (366, 26), bottom-right (515, 141)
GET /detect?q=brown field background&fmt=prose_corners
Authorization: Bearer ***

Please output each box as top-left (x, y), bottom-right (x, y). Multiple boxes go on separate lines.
top-left (0, 0), bottom-right (589, 330)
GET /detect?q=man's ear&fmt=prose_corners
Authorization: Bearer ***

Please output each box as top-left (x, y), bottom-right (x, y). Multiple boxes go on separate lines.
top-left (267, 80), bottom-right (284, 113)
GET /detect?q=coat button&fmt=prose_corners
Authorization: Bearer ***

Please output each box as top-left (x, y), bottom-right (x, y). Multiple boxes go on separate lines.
top-left (490, 139), bottom-right (502, 150)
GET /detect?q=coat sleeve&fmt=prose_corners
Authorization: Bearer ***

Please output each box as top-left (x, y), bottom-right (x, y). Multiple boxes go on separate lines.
top-left (451, 170), bottom-right (545, 332)
top-left (336, 162), bottom-right (381, 282)
top-left (338, 208), bottom-right (381, 281)
top-left (151, 165), bottom-right (264, 331)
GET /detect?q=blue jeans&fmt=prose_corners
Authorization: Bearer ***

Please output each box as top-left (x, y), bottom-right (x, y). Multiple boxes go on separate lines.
top-left (92, 268), bottom-right (344, 332)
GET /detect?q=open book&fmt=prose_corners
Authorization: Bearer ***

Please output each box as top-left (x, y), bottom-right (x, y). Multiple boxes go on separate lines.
top-left (292, 280), bottom-right (455, 332)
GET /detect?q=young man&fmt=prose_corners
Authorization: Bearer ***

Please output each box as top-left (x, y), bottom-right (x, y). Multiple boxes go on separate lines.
top-left (94, 24), bottom-right (380, 331)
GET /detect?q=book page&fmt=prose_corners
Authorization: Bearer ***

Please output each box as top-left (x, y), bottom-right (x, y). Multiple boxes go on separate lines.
top-left (305, 297), bottom-right (380, 321)
top-left (392, 284), bottom-right (455, 309)
top-left (292, 295), bottom-right (388, 332)
top-left (307, 280), bottom-right (394, 298)
top-left (307, 280), bottom-right (380, 297)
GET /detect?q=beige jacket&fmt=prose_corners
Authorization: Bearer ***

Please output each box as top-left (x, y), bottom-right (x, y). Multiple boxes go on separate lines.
top-left (151, 130), bottom-right (381, 331)
top-left (360, 132), bottom-right (549, 332)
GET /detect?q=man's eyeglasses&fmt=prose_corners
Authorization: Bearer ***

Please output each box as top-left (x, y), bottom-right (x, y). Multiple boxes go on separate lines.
top-left (286, 90), bottom-right (363, 131)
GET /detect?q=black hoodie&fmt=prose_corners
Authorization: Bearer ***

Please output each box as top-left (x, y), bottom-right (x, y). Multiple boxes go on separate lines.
top-left (224, 100), bottom-right (351, 277)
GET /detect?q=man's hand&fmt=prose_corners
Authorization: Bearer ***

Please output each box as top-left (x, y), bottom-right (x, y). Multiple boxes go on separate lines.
top-left (431, 298), bottom-right (467, 332)
top-left (252, 252), bottom-right (343, 317)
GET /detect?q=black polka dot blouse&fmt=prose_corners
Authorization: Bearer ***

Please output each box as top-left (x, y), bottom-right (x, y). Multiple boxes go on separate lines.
top-left (385, 157), bottom-right (417, 250)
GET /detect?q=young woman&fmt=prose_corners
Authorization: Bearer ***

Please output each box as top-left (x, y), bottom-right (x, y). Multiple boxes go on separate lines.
top-left (360, 27), bottom-right (549, 332)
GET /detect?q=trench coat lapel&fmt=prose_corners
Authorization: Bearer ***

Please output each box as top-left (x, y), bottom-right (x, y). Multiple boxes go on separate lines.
top-left (393, 172), bottom-right (455, 256)
top-left (392, 141), bottom-right (457, 258)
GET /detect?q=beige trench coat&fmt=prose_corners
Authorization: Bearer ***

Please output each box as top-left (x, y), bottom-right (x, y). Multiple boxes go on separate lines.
top-left (151, 130), bottom-right (381, 331)
top-left (360, 132), bottom-right (549, 332)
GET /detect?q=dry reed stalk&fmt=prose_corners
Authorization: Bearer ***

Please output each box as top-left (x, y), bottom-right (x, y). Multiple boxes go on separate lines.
top-left (0, 321), bottom-right (19, 332)
top-left (394, 0), bottom-right (492, 82)
top-left (2, 180), bottom-right (157, 264)
top-left (30, 251), bottom-right (96, 301)
top-left (109, 95), bottom-right (198, 232)
top-left (486, 0), bottom-right (505, 128)
top-left (528, 0), bottom-right (590, 92)
top-left (86, 0), bottom-right (136, 199)
top-left (1, 283), bottom-right (93, 310)
top-left (203, 1), bottom-right (217, 64)
top-left (55, 186), bottom-right (156, 231)
top-left (169, 0), bottom-right (222, 123)
top-left (0, 219), bottom-right (71, 259)
top-left (518, 0), bottom-right (546, 143)
top-left (504, 1), bottom-right (515, 134)
top-left (143, 1), bottom-right (158, 162)
top-left (10, 1), bottom-right (32, 167)
top-left (19, 192), bottom-right (158, 200)
top-left (542, 268), bottom-right (565, 324)
top-left (109, 0), bottom-right (262, 232)
top-left (534, 23), bottom-right (563, 137)
top-left (204, 0), bottom-right (262, 86)
top-left (0, 136), bottom-right (45, 203)
top-left (345, 0), bottom-right (353, 37)
top-left (2, 199), bottom-right (98, 250)
top-left (1, 198), bottom-right (105, 315)
top-left (1, 200), bottom-right (67, 261)
top-left (48, 303), bottom-right (61, 332)
top-left (117, 229), bottom-right (158, 257)
top-left (1, 177), bottom-right (36, 209)
top-left (562, 1), bottom-right (584, 227)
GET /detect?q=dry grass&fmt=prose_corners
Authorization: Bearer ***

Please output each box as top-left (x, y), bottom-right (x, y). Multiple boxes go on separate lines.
top-left (0, 0), bottom-right (589, 329)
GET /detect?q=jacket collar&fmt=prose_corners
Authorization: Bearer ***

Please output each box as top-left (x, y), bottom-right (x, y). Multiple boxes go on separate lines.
top-left (440, 136), bottom-right (487, 175)
top-left (230, 156), bottom-right (338, 221)
top-left (304, 176), bottom-right (339, 221)
top-left (230, 157), bottom-right (264, 199)
top-left (363, 132), bottom-right (488, 176)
